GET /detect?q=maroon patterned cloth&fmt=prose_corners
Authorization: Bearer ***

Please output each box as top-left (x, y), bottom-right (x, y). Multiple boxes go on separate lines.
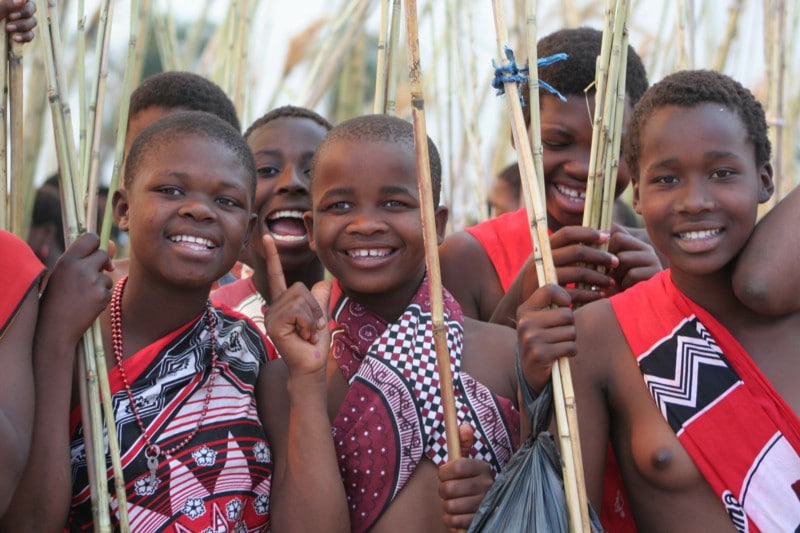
top-left (329, 275), bottom-right (519, 532)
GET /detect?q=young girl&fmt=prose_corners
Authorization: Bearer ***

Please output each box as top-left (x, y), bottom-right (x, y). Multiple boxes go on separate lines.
top-left (266, 114), bottom-right (520, 532)
top-left (518, 70), bottom-right (800, 531)
top-left (5, 112), bottom-right (342, 532)
top-left (212, 106), bottom-right (332, 336)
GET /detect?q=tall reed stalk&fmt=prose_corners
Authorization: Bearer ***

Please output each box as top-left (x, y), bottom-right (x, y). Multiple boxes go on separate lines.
top-left (403, 0), bottom-right (462, 472)
top-left (491, 1), bottom-right (590, 530)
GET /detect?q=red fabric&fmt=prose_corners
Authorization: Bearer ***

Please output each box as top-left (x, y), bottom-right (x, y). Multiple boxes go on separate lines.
top-left (0, 230), bottom-right (44, 336)
top-left (211, 278), bottom-right (279, 360)
top-left (465, 207), bottom-right (533, 292)
top-left (609, 270), bottom-right (800, 532)
top-left (329, 275), bottom-right (519, 532)
top-left (67, 305), bottom-right (272, 532)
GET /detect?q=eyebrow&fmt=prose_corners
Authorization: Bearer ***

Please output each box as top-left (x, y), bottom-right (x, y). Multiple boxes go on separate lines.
top-left (379, 184), bottom-right (416, 196)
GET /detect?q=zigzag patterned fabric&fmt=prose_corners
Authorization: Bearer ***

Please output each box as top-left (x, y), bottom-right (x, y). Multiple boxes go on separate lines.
top-left (67, 306), bottom-right (272, 532)
top-left (610, 270), bottom-right (800, 533)
top-left (329, 275), bottom-right (519, 532)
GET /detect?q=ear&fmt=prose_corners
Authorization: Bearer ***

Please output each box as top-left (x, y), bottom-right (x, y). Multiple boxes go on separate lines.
top-left (112, 188), bottom-right (131, 231)
top-left (434, 205), bottom-right (449, 245)
top-left (303, 210), bottom-right (316, 252)
top-left (757, 162), bottom-right (774, 204)
top-left (631, 178), bottom-right (642, 215)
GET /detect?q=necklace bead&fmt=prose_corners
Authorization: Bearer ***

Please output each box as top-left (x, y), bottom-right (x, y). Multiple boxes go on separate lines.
top-left (110, 276), bottom-right (219, 468)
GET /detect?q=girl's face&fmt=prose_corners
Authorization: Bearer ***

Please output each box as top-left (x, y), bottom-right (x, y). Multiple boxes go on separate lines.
top-left (248, 117), bottom-right (328, 271)
top-left (633, 102), bottom-right (773, 280)
top-left (116, 134), bottom-right (254, 290)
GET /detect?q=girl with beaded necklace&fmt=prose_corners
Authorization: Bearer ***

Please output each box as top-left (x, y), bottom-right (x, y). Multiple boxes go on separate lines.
top-left (4, 111), bottom-right (346, 532)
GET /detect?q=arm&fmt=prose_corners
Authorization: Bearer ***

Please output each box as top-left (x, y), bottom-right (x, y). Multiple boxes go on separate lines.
top-left (733, 184), bottom-right (800, 314)
top-left (257, 235), bottom-right (349, 532)
top-left (0, 0), bottom-right (36, 42)
top-left (1, 234), bottom-right (113, 531)
top-left (259, 282), bottom-right (349, 532)
top-left (439, 231), bottom-right (504, 321)
top-left (0, 287), bottom-right (37, 517)
top-left (516, 285), bottom-right (610, 506)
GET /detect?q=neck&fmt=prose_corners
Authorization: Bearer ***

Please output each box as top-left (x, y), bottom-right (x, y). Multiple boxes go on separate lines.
top-left (669, 264), bottom-right (754, 328)
top-left (342, 269), bottom-right (426, 324)
top-left (118, 271), bottom-right (211, 357)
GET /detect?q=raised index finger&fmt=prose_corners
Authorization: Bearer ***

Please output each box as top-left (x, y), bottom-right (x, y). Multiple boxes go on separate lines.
top-left (262, 234), bottom-right (287, 302)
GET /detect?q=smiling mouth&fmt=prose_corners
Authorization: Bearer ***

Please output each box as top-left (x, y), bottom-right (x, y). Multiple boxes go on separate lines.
top-left (678, 228), bottom-right (722, 240)
top-left (554, 183), bottom-right (587, 201)
top-left (346, 248), bottom-right (392, 258)
top-left (267, 210), bottom-right (307, 242)
top-left (169, 234), bottom-right (217, 250)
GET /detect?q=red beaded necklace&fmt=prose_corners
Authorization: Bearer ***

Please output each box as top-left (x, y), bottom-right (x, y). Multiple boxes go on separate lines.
top-left (110, 275), bottom-right (220, 484)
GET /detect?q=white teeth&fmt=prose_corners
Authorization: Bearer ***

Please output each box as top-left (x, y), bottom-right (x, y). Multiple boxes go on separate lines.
top-left (679, 229), bottom-right (722, 240)
top-left (170, 234), bottom-right (215, 248)
top-left (555, 184), bottom-right (586, 200)
top-left (348, 248), bottom-right (390, 258)
top-left (271, 233), bottom-right (306, 243)
top-left (269, 210), bottom-right (304, 220)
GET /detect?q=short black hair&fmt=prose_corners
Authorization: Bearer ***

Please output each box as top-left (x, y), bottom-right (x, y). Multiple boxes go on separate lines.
top-left (124, 111), bottom-right (256, 201)
top-left (497, 162), bottom-right (522, 198)
top-left (243, 105), bottom-right (333, 140)
top-left (31, 175), bottom-right (64, 250)
top-left (312, 114), bottom-right (443, 206)
top-left (129, 71), bottom-right (240, 131)
top-left (523, 27), bottom-right (649, 126)
top-left (624, 69), bottom-right (771, 180)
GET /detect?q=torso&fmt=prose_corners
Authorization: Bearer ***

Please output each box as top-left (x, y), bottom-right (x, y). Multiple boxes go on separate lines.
top-left (575, 283), bottom-right (800, 532)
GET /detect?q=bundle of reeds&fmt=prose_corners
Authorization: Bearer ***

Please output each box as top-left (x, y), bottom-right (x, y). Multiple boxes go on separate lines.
top-left (490, 0), bottom-right (590, 530)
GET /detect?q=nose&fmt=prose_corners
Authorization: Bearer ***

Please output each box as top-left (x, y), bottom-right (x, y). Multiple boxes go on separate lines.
top-left (562, 149), bottom-right (591, 181)
top-left (178, 195), bottom-right (216, 221)
top-left (275, 165), bottom-right (309, 196)
top-left (676, 176), bottom-right (714, 214)
top-left (346, 208), bottom-right (386, 235)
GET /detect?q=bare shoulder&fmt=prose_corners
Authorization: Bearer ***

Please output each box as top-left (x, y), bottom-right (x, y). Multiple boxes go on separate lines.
top-left (440, 231), bottom-right (499, 320)
top-left (461, 317), bottom-right (517, 401)
top-left (572, 298), bottom-right (628, 390)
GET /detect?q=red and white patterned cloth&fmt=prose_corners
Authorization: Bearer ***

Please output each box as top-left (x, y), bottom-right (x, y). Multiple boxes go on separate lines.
top-left (67, 305), bottom-right (272, 532)
top-left (608, 270), bottom-right (800, 533)
top-left (328, 275), bottom-right (520, 532)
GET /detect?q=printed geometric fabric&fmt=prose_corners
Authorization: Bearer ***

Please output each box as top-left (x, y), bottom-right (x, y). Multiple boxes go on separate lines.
top-left (67, 306), bottom-right (272, 532)
top-left (638, 318), bottom-right (740, 435)
top-left (611, 270), bottom-right (800, 533)
top-left (330, 275), bottom-right (519, 532)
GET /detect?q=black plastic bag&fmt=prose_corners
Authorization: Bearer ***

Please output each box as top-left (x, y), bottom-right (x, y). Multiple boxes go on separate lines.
top-left (468, 357), bottom-right (603, 532)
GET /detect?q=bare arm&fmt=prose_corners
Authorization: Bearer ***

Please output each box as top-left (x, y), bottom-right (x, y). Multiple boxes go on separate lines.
top-left (257, 235), bottom-right (348, 532)
top-left (439, 231), bottom-right (504, 321)
top-left (733, 185), bottom-right (800, 314)
top-left (1, 234), bottom-right (112, 532)
top-left (0, 287), bottom-right (37, 517)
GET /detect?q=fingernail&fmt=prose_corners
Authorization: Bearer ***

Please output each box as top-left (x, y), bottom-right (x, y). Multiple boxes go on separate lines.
top-left (610, 254), bottom-right (620, 267)
top-left (599, 230), bottom-right (611, 241)
top-left (317, 317), bottom-right (326, 329)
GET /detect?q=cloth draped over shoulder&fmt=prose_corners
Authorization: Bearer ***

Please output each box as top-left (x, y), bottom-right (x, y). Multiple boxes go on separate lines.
top-left (328, 274), bottom-right (520, 532)
top-left (610, 270), bottom-right (800, 533)
top-left (0, 229), bottom-right (44, 336)
top-left (67, 305), bottom-right (272, 532)
top-left (211, 276), bottom-right (279, 360)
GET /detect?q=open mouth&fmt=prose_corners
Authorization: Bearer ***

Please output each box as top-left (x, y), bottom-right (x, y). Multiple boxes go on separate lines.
top-left (677, 228), bottom-right (722, 240)
top-left (346, 248), bottom-right (392, 258)
top-left (169, 234), bottom-right (217, 250)
top-left (554, 183), bottom-right (587, 202)
top-left (267, 210), bottom-right (307, 242)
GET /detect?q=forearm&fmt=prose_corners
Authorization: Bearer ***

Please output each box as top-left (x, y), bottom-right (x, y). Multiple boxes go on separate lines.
top-left (1, 339), bottom-right (77, 531)
top-left (733, 185), bottom-right (800, 314)
top-left (272, 375), bottom-right (349, 532)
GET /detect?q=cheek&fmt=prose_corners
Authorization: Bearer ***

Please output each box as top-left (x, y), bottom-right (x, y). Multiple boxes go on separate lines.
top-left (254, 180), bottom-right (277, 209)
